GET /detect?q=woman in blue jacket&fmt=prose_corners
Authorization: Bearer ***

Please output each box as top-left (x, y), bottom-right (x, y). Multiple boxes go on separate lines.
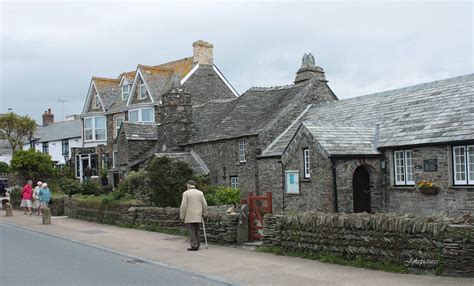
top-left (38, 183), bottom-right (51, 215)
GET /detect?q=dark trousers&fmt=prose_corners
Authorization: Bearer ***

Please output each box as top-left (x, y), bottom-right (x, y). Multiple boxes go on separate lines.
top-left (187, 223), bottom-right (201, 249)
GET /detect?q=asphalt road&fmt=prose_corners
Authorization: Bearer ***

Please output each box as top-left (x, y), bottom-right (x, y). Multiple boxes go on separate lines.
top-left (0, 223), bottom-right (232, 286)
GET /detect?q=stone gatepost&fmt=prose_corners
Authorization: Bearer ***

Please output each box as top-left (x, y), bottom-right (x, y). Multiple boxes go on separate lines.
top-left (42, 208), bottom-right (51, 225)
top-left (237, 204), bottom-right (249, 244)
top-left (4, 203), bottom-right (13, 217)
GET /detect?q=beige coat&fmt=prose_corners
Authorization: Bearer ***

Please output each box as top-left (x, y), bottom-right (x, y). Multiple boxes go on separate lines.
top-left (180, 188), bottom-right (208, 223)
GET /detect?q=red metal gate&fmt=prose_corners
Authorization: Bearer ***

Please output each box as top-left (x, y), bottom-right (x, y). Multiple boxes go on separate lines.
top-left (241, 192), bottom-right (272, 241)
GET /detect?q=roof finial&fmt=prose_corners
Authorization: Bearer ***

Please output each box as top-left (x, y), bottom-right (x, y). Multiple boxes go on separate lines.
top-left (301, 52), bottom-right (316, 69)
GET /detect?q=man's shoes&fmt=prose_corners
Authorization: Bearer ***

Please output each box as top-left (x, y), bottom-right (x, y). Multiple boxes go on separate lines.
top-left (187, 248), bottom-right (199, 251)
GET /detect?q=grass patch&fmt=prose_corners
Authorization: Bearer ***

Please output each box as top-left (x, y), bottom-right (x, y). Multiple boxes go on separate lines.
top-left (257, 246), bottom-right (409, 274)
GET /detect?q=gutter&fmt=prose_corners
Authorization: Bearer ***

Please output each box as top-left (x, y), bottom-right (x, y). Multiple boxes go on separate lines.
top-left (330, 157), bottom-right (338, 213)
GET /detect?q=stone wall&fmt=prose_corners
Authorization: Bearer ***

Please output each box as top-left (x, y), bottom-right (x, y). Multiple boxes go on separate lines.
top-left (263, 212), bottom-right (474, 277)
top-left (66, 197), bottom-right (240, 244)
top-left (384, 145), bottom-right (474, 217)
top-left (189, 136), bottom-right (259, 196)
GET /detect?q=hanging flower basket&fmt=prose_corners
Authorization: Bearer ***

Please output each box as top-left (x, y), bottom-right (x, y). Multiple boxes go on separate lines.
top-left (417, 180), bottom-right (440, 195)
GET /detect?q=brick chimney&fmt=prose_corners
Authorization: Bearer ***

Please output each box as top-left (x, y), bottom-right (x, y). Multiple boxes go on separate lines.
top-left (294, 53), bottom-right (327, 84)
top-left (193, 40), bottom-right (213, 65)
top-left (42, 108), bottom-right (54, 126)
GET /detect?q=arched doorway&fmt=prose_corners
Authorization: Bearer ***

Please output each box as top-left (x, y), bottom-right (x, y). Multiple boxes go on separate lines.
top-left (353, 166), bottom-right (371, 213)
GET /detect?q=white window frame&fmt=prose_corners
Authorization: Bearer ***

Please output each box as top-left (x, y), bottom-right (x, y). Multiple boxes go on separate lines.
top-left (122, 84), bottom-right (130, 101)
top-left (393, 150), bottom-right (414, 186)
top-left (453, 145), bottom-right (474, 186)
top-left (239, 138), bottom-right (247, 163)
top-left (303, 148), bottom-right (310, 179)
top-left (139, 82), bottom-right (147, 100)
top-left (115, 116), bottom-right (124, 138)
top-left (94, 94), bottom-right (100, 109)
top-left (128, 108), bottom-right (155, 123)
top-left (83, 116), bottom-right (106, 142)
top-left (230, 176), bottom-right (239, 189)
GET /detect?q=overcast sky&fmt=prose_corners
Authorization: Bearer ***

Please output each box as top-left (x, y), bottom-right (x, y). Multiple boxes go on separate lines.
top-left (1, 0), bottom-right (472, 123)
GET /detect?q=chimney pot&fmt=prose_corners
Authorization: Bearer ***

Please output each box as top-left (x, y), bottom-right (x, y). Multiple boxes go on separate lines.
top-left (42, 108), bottom-right (54, 126)
top-left (192, 40), bottom-right (214, 65)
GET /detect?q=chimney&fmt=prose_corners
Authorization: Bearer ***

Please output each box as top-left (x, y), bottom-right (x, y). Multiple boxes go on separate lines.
top-left (42, 108), bottom-right (54, 126)
top-left (192, 40), bottom-right (213, 65)
top-left (294, 53), bottom-right (327, 84)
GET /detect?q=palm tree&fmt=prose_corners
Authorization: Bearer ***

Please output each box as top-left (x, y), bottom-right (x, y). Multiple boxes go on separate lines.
top-left (0, 112), bottom-right (37, 152)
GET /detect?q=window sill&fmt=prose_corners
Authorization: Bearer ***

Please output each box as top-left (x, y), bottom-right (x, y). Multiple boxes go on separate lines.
top-left (448, 186), bottom-right (474, 190)
top-left (300, 178), bottom-right (311, 183)
top-left (285, 192), bottom-right (300, 196)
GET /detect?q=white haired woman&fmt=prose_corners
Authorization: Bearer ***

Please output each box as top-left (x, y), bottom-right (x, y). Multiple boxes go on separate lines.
top-left (33, 181), bottom-right (42, 215)
top-left (38, 183), bottom-right (51, 216)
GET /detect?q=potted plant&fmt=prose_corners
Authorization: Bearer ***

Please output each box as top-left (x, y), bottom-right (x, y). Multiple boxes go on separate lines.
top-left (99, 168), bottom-right (108, 186)
top-left (417, 180), bottom-right (440, 195)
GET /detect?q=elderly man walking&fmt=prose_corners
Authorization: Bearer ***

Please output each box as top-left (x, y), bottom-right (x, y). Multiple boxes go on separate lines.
top-left (180, 180), bottom-right (208, 251)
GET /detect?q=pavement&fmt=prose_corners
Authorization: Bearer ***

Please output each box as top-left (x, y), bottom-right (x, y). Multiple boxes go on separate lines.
top-left (1, 210), bottom-right (472, 286)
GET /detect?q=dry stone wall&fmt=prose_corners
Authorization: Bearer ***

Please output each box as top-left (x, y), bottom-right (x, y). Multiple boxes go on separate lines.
top-left (264, 212), bottom-right (474, 277)
top-left (66, 198), bottom-right (240, 244)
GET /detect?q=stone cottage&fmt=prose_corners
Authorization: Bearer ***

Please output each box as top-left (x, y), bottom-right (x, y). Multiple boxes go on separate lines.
top-left (74, 40), bottom-right (238, 183)
top-left (258, 74), bottom-right (474, 217)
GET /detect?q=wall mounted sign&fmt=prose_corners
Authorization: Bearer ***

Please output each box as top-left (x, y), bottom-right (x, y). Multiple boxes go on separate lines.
top-left (78, 147), bottom-right (96, 155)
top-left (423, 159), bottom-right (438, 172)
top-left (285, 170), bottom-right (299, 194)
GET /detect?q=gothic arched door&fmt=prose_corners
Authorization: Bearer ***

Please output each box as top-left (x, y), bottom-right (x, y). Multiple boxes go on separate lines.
top-left (352, 166), bottom-right (372, 213)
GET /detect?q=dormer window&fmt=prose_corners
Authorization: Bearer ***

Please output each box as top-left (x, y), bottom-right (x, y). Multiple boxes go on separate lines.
top-left (94, 94), bottom-right (100, 109)
top-left (139, 82), bottom-right (147, 99)
top-left (122, 84), bottom-right (130, 101)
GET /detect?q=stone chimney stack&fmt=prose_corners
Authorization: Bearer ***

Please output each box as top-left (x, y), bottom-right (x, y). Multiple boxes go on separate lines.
top-left (42, 108), bottom-right (54, 126)
top-left (193, 40), bottom-right (213, 65)
top-left (294, 53), bottom-right (327, 84)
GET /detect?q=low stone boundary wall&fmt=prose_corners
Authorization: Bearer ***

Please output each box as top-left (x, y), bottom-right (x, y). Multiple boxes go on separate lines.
top-left (66, 197), bottom-right (240, 244)
top-left (263, 212), bottom-right (474, 277)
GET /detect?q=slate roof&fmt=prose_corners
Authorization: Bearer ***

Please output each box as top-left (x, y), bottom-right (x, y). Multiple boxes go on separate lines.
top-left (120, 122), bottom-right (158, 141)
top-left (263, 74), bottom-right (474, 157)
top-left (32, 119), bottom-right (81, 143)
top-left (188, 84), bottom-right (307, 144)
top-left (92, 77), bottom-right (121, 112)
top-left (154, 151), bottom-right (210, 176)
top-left (300, 122), bottom-right (379, 156)
top-left (138, 65), bottom-right (175, 103)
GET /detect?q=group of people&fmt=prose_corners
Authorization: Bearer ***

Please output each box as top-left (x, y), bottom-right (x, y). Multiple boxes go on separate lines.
top-left (20, 180), bottom-right (51, 216)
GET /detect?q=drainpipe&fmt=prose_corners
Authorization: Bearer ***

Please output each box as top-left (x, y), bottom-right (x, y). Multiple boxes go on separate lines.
top-left (331, 157), bottom-right (339, 213)
top-left (279, 160), bottom-right (285, 212)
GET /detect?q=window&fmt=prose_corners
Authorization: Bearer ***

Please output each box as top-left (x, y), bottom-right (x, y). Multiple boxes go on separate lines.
top-left (239, 138), bottom-right (247, 163)
top-left (122, 84), bottom-right (130, 101)
top-left (94, 94), bottom-right (101, 109)
top-left (230, 176), bottom-right (239, 189)
top-left (62, 139), bottom-right (69, 156)
top-left (76, 154), bottom-right (99, 179)
top-left (84, 116), bottom-right (106, 141)
top-left (285, 171), bottom-right (299, 194)
top-left (128, 108), bottom-right (154, 123)
top-left (115, 117), bottom-right (124, 138)
top-left (139, 82), bottom-right (147, 99)
top-left (453, 145), bottom-right (474, 185)
top-left (42, 142), bottom-right (49, 154)
top-left (303, 148), bottom-right (310, 179)
top-left (394, 150), bottom-right (414, 186)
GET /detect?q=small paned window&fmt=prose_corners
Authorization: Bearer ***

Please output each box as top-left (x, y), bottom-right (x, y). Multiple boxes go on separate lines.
top-left (230, 176), bottom-right (239, 189)
top-left (453, 145), bottom-right (474, 185)
top-left (394, 150), bottom-right (414, 186)
top-left (303, 148), bottom-right (310, 179)
top-left (239, 138), bottom-right (247, 163)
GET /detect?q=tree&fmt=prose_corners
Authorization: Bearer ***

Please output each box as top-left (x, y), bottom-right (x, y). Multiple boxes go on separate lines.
top-left (0, 162), bottom-right (10, 173)
top-left (0, 112), bottom-right (37, 152)
top-left (10, 149), bottom-right (56, 182)
top-left (147, 157), bottom-right (194, 207)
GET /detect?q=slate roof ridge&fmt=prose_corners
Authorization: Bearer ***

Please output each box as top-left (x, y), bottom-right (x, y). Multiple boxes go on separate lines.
top-left (192, 98), bottom-right (235, 108)
top-left (153, 57), bottom-right (193, 67)
top-left (92, 76), bottom-right (120, 82)
top-left (247, 84), bottom-right (295, 92)
top-left (138, 64), bottom-right (175, 73)
top-left (339, 73), bottom-right (474, 103)
top-left (302, 120), bottom-right (374, 128)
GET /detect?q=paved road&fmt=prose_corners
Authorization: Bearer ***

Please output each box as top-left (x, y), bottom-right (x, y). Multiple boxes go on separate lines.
top-left (0, 223), bottom-right (231, 286)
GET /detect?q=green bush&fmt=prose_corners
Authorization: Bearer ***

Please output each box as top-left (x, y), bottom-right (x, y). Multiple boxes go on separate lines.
top-left (0, 162), bottom-right (10, 173)
top-left (7, 186), bottom-right (22, 206)
top-left (115, 170), bottom-right (150, 202)
top-left (59, 178), bottom-right (82, 197)
top-left (201, 185), bottom-right (219, 206)
top-left (215, 186), bottom-right (240, 205)
top-left (10, 149), bottom-right (57, 182)
top-left (147, 157), bottom-right (194, 207)
top-left (81, 180), bottom-right (100, 196)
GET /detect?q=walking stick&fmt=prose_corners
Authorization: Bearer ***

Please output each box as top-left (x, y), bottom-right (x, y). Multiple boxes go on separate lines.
top-left (202, 217), bottom-right (208, 249)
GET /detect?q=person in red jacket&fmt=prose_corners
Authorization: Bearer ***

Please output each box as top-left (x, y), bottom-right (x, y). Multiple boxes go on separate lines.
top-left (21, 180), bottom-right (33, 215)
